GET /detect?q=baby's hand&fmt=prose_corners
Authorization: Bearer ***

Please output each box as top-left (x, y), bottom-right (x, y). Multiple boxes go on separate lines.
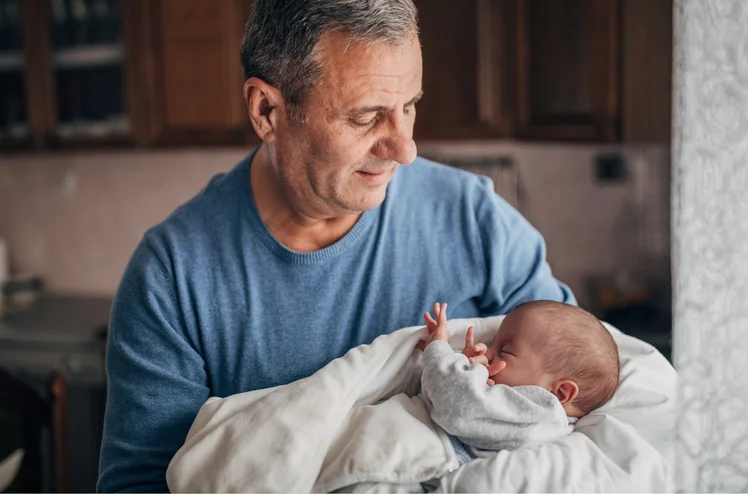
top-left (462, 326), bottom-right (497, 386)
top-left (462, 326), bottom-right (488, 365)
top-left (417, 302), bottom-right (451, 349)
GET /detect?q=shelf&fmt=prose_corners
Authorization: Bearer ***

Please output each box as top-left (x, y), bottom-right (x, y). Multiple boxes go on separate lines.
top-left (0, 51), bottom-right (24, 72)
top-left (57, 115), bottom-right (129, 138)
top-left (53, 44), bottom-right (123, 69)
top-left (0, 123), bottom-right (29, 139)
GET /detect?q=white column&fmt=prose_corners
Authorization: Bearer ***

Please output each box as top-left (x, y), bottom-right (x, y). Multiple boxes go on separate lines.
top-left (673, 0), bottom-right (748, 491)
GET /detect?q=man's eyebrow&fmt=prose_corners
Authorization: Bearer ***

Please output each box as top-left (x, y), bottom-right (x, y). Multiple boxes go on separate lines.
top-left (407, 90), bottom-right (424, 106)
top-left (347, 90), bottom-right (424, 117)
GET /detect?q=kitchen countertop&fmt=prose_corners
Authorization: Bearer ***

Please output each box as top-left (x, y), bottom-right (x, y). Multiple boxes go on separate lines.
top-left (0, 295), bottom-right (113, 383)
top-left (0, 295), bottom-right (111, 346)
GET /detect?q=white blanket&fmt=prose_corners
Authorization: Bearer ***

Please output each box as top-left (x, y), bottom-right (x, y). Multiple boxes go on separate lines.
top-left (166, 316), bottom-right (676, 492)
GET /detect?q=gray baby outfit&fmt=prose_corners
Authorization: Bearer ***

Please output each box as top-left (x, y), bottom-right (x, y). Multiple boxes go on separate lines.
top-left (421, 340), bottom-right (575, 461)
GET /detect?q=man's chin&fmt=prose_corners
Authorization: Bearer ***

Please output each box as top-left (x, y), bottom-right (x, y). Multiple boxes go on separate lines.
top-left (344, 188), bottom-right (388, 213)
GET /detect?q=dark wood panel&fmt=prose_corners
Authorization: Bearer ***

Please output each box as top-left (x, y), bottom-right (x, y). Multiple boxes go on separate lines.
top-left (19, 0), bottom-right (56, 148)
top-left (515, 0), bottom-right (620, 142)
top-left (622, 0), bottom-right (672, 143)
top-left (159, 0), bottom-right (245, 128)
top-left (126, 0), bottom-right (250, 146)
top-left (414, 0), bottom-right (512, 139)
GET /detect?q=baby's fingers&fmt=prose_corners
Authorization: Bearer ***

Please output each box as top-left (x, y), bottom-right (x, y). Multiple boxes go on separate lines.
top-left (464, 326), bottom-right (475, 351)
top-left (488, 359), bottom-right (507, 375)
top-left (469, 355), bottom-right (489, 367)
top-left (472, 343), bottom-right (488, 355)
top-left (424, 311), bottom-right (438, 328)
top-left (438, 303), bottom-right (448, 324)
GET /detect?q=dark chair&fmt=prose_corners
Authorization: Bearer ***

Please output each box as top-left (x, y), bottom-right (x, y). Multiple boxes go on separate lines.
top-left (0, 369), bottom-right (69, 493)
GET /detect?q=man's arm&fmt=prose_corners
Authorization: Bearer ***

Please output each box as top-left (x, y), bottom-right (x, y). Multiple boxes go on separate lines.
top-left (421, 341), bottom-right (565, 451)
top-left (98, 238), bottom-right (209, 492)
top-left (474, 177), bottom-right (576, 313)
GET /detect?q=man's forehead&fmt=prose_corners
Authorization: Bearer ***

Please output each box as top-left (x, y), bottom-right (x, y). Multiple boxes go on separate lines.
top-left (314, 31), bottom-right (422, 108)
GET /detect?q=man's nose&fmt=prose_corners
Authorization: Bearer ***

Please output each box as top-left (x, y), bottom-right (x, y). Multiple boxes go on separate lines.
top-left (372, 115), bottom-right (417, 165)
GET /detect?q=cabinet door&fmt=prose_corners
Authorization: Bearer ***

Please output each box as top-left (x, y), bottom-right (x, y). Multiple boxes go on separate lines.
top-left (47, 0), bottom-right (129, 142)
top-left (14, 0), bottom-right (136, 149)
top-left (126, 0), bottom-right (250, 146)
top-left (414, 0), bottom-right (513, 140)
top-left (515, 0), bottom-right (620, 141)
top-left (1, 0), bottom-right (38, 148)
top-left (621, 0), bottom-right (672, 143)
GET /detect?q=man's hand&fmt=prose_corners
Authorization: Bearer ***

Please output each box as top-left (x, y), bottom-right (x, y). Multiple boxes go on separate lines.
top-left (416, 302), bottom-right (451, 350)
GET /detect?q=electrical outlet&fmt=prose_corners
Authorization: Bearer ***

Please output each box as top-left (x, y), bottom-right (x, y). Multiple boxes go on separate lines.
top-left (594, 153), bottom-right (627, 183)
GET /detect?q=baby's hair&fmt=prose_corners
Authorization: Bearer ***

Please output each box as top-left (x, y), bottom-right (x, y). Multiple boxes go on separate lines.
top-left (511, 300), bottom-right (620, 414)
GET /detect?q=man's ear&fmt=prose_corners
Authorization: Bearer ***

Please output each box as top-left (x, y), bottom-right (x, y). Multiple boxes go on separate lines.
top-left (244, 77), bottom-right (284, 142)
top-left (551, 379), bottom-right (579, 406)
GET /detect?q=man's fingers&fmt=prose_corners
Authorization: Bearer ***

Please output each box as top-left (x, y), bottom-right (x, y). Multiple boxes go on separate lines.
top-left (416, 339), bottom-right (427, 351)
top-left (469, 355), bottom-right (489, 367)
top-left (487, 379), bottom-right (495, 386)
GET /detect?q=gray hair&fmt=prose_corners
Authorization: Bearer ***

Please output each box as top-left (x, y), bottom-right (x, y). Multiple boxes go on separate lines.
top-left (240, 0), bottom-right (419, 112)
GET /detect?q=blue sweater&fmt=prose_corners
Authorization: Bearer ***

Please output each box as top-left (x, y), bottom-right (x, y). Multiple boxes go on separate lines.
top-left (98, 153), bottom-right (574, 492)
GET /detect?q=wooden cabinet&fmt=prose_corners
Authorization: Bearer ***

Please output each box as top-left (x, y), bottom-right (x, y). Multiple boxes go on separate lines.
top-left (1, 0), bottom-right (670, 149)
top-left (416, 0), bottom-right (672, 143)
top-left (515, 0), bottom-right (620, 141)
top-left (621, 0), bottom-right (672, 143)
top-left (415, 0), bottom-right (514, 139)
top-left (1, 0), bottom-right (251, 150)
top-left (0, 0), bottom-right (36, 147)
top-left (125, 0), bottom-right (250, 146)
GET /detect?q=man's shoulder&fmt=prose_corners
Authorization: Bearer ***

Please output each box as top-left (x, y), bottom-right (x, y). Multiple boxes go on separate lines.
top-left (143, 155), bottom-right (250, 253)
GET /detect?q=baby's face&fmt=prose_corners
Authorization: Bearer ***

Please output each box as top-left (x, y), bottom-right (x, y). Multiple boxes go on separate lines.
top-left (485, 315), bottom-right (552, 389)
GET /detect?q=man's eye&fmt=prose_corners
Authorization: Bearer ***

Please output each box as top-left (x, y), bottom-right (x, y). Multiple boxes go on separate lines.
top-left (352, 117), bottom-right (377, 127)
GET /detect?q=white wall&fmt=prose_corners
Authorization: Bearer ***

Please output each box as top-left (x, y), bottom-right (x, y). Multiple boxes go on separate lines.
top-left (0, 141), bottom-right (670, 308)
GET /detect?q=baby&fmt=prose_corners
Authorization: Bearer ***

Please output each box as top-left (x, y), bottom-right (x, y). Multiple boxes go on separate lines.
top-left (419, 300), bottom-right (619, 461)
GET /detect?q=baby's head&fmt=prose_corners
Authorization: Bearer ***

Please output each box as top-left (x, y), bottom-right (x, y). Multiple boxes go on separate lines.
top-left (485, 301), bottom-right (619, 417)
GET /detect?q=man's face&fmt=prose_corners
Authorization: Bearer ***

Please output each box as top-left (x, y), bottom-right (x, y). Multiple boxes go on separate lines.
top-left (271, 31), bottom-right (423, 218)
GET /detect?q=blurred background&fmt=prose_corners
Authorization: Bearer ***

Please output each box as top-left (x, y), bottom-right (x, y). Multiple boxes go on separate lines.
top-left (0, 0), bottom-right (673, 491)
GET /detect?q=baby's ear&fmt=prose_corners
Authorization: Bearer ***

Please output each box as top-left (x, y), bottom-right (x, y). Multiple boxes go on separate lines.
top-left (552, 379), bottom-right (579, 405)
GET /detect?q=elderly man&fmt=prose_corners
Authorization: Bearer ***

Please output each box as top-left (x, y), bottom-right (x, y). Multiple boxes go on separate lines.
top-left (98, 0), bottom-right (574, 491)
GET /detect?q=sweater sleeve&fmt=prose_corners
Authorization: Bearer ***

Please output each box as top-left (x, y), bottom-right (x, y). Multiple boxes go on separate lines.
top-left (421, 341), bottom-right (569, 452)
top-left (98, 237), bottom-right (209, 492)
top-left (473, 176), bottom-right (576, 314)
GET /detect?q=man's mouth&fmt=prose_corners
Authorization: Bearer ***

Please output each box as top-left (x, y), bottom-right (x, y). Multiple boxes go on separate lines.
top-left (355, 167), bottom-right (394, 185)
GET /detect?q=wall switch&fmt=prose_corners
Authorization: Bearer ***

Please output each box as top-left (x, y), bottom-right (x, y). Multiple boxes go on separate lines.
top-left (594, 153), bottom-right (627, 183)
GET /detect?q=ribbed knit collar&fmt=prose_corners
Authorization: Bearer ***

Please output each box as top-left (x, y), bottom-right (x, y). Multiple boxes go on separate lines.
top-left (238, 149), bottom-right (379, 265)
